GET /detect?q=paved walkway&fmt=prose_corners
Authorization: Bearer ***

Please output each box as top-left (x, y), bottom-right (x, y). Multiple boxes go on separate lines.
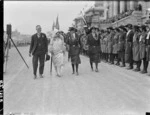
top-left (4, 46), bottom-right (150, 115)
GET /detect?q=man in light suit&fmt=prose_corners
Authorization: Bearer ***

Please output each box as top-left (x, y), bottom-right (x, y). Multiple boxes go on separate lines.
top-left (29, 25), bottom-right (48, 79)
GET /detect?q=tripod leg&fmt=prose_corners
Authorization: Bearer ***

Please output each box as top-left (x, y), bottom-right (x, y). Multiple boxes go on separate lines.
top-left (4, 43), bottom-right (10, 73)
top-left (9, 36), bottom-right (29, 69)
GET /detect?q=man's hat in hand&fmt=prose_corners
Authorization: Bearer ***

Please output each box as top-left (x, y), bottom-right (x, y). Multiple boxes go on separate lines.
top-left (45, 54), bottom-right (50, 61)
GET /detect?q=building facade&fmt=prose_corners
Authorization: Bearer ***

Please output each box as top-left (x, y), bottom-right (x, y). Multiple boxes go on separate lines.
top-left (74, 0), bottom-right (150, 31)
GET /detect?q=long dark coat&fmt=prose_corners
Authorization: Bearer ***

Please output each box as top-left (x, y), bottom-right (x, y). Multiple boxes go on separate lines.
top-left (146, 32), bottom-right (150, 61)
top-left (139, 32), bottom-right (147, 60)
top-left (125, 30), bottom-right (134, 63)
top-left (67, 32), bottom-right (81, 64)
top-left (87, 33), bottom-right (101, 63)
top-left (118, 32), bottom-right (126, 59)
top-left (107, 32), bottom-right (115, 54)
top-left (113, 32), bottom-right (119, 54)
top-left (132, 32), bottom-right (140, 61)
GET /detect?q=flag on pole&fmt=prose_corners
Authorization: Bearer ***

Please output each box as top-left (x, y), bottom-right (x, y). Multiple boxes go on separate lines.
top-left (55, 15), bottom-right (60, 30)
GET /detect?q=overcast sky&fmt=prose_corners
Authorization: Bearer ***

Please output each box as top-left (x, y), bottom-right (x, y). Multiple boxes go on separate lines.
top-left (4, 1), bottom-right (94, 35)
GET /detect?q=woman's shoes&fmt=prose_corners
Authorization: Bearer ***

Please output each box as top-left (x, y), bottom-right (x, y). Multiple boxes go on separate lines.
top-left (56, 73), bottom-right (62, 77)
top-left (76, 72), bottom-right (79, 76)
top-left (34, 75), bottom-right (37, 79)
top-left (58, 74), bottom-right (61, 77)
top-left (95, 69), bottom-right (99, 72)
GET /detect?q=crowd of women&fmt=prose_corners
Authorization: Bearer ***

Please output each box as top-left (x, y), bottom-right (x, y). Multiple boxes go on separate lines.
top-left (101, 24), bottom-right (150, 75)
top-left (49, 23), bottom-right (150, 77)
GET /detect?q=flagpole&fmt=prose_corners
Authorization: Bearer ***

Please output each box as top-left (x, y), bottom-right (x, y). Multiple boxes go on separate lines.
top-left (81, 11), bottom-right (87, 26)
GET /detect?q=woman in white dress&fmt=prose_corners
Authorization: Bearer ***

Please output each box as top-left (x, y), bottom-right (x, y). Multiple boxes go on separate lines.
top-left (49, 30), bottom-right (66, 77)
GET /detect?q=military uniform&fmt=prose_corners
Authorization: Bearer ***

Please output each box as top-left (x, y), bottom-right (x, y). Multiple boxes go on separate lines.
top-left (103, 33), bottom-right (109, 62)
top-left (125, 28), bottom-right (134, 69)
top-left (118, 30), bottom-right (126, 67)
top-left (146, 31), bottom-right (150, 62)
top-left (132, 31), bottom-right (141, 71)
top-left (107, 30), bottom-right (115, 63)
top-left (139, 30), bottom-right (148, 73)
top-left (112, 31), bottom-right (119, 64)
top-left (100, 34), bottom-right (105, 60)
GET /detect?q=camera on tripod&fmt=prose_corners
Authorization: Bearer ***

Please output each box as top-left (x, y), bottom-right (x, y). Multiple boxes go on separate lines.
top-left (6, 24), bottom-right (12, 36)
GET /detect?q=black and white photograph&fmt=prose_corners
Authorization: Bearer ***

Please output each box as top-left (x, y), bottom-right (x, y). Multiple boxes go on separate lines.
top-left (3, 0), bottom-right (150, 115)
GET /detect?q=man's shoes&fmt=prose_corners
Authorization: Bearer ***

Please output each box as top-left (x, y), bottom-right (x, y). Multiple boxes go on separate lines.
top-left (34, 75), bottom-right (37, 79)
top-left (39, 74), bottom-right (44, 78)
top-left (140, 70), bottom-right (147, 74)
top-left (72, 72), bottom-right (75, 74)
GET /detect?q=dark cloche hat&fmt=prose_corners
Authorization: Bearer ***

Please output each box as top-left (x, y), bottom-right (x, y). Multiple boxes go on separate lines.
top-left (125, 24), bottom-right (133, 29)
top-left (69, 27), bottom-right (77, 32)
top-left (89, 26), bottom-right (97, 32)
top-left (118, 25), bottom-right (124, 29)
top-left (140, 25), bottom-right (147, 31)
top-left (100, 29), bottom-right (104, 33)
top-left (107, 27), bottom-right (114, 30)
top-left (119, 25), bottom-right (127, 31)
top-left (133, 25), bottom-right (139, 30)
top-left (115, 27), bottom-right (120, 32)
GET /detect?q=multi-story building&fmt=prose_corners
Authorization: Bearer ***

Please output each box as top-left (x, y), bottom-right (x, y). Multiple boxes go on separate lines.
top-left (74, 0), bottom-right (150, 31)
top-left (74, 16), bottom-right (85, 34)
top-left (74, 1), bottom-right (107, 32)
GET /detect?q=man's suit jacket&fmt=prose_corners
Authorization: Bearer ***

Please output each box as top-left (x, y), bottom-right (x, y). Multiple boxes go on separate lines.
top-left (29, 33), bottom-right (48, 55)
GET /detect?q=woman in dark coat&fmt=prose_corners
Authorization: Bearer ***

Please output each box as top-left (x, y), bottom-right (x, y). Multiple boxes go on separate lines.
top-left (86, 27), bottom-right (101, 72)
top-left (67, 27), bottom-right (81, 75)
